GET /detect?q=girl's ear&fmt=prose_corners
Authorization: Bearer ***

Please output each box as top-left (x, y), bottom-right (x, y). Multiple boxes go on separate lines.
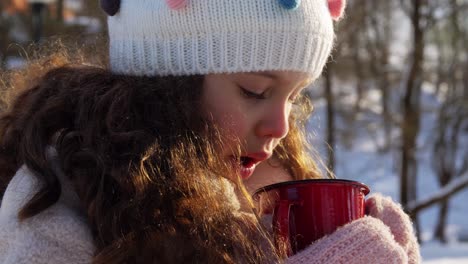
top-left (166, 0), bottom-right (188, 10)
top-left (100, 0), bottom-right (121, 16)
top-left (327, 0), bottom-right (346, 21)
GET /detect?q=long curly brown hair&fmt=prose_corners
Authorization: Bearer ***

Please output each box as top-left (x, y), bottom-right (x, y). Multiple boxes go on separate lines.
top-left (0, 50), bottom-right (321, 263)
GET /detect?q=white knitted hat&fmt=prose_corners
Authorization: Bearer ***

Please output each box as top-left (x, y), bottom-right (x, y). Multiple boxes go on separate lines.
top-left (102, 0), bottom-right (346, 79)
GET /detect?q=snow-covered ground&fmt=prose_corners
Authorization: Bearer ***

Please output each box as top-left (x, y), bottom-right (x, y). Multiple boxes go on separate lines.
top-left (421, 242), bottom-right (468, 263)
top-left (307, 80), bottom-right (468, 263)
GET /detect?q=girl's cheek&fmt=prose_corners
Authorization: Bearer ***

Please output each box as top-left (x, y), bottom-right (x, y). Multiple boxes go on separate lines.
top-left (218, 109), bottom-right (249, 138)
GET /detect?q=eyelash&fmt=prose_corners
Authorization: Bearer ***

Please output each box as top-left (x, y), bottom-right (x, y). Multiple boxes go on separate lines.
top-left (240, 87), bottom-right (266, 100)
top-left (240, 86), bottom-right (304, 105)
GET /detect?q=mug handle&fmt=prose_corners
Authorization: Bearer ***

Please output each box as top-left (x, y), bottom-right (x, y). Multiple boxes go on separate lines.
top-left (273, 200), bottom-right (292, 256)
top-left (273, 200), bottom-right (295, 256)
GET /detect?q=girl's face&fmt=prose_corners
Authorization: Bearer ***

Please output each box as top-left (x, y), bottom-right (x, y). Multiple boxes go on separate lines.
top-left (201, 71), bottom-right (311, 180)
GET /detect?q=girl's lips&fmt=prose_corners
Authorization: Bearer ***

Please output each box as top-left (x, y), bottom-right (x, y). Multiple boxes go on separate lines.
top-left (229, 152), bottom-right (271, 180)
top-left (238, 152), bottom-right (271, 179)
top-left (240, 161), bottom-right (257, 179)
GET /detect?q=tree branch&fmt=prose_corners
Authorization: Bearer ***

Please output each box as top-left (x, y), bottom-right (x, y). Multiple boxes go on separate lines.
top-left (406, 173), bottom-right (468, 213)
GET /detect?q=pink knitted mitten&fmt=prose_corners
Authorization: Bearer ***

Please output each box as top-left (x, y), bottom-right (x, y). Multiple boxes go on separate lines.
top-left (286, 216), bottom-right (407, 263)
top-left (366, 194), bottom-right (421, 264)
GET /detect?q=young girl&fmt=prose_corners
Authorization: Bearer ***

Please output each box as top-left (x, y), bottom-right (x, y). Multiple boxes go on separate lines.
top-left (0, 0), bottom-right (421, 263)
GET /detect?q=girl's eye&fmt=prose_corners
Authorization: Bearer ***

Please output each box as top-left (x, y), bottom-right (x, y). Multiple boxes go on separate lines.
top-left (240, 87), bottom-right (266, 100)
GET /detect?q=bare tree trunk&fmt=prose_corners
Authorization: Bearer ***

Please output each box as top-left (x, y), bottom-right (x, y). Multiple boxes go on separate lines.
top-left (380, 57), bottom-right (391, 151)
top-left (57, 0), bottom-right (64, 22)
top-left (324, 62), bottom-right (336, 177)
top-left (380, 1), bottom-right (392, 152)
top-left (368, 0), bottom-right (392, 151)
top-left (434, 199), bottom-right (449, 243)
top-left (351, 35), bottom-right (365, 115)
top-left (349, 1), bottom-right (366, 117)
top-left (464, 64), bottom-right (468, 98)
top-left (430, 0), bottom-right (465, 243)
top-left (400, 0), bottom-right (426, 242)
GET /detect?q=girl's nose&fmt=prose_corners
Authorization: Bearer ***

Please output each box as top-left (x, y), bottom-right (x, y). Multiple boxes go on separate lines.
top-left (256, 105), bottom-right (290, 139)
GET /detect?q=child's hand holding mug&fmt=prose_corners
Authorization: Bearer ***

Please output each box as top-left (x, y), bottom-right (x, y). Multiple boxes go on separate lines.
top-left (253, 179), bottom-right (421, 263)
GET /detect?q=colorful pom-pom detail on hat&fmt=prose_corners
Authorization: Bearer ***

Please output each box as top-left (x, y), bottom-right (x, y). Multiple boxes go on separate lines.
top-left (166, 0), bottom-right (187, 10)
top-left (100, 0), bottom-right (121, 16)
top-left (279, 0), bottom-right (301, 10)
top-left (327, 0), bottom-right (346, 20)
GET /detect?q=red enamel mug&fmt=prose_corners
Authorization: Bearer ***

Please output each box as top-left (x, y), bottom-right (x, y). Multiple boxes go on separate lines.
top-left (253, 179), bottom-right (370, 256)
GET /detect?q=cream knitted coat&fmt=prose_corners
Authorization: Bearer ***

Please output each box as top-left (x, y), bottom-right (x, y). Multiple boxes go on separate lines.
top-left (0, 164), bottom-right (420, 263)
top-left (0, 165), bottom-right (94, 264)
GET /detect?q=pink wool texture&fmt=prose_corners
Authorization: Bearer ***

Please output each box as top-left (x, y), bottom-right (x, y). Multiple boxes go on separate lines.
top-left (286, 194), bottom-right (421, 264)
top-left (366, 194), bottom-right (422, 263)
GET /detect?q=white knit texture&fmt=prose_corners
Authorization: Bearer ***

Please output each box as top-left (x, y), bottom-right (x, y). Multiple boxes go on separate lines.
top-left (108, 0), bottom-right (335, 78)
top-left (0, 165), bottom-right (94, 264)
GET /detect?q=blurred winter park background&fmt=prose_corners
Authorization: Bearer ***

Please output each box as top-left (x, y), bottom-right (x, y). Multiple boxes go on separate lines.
top-left (1, 0), bottom-right (467, 262)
